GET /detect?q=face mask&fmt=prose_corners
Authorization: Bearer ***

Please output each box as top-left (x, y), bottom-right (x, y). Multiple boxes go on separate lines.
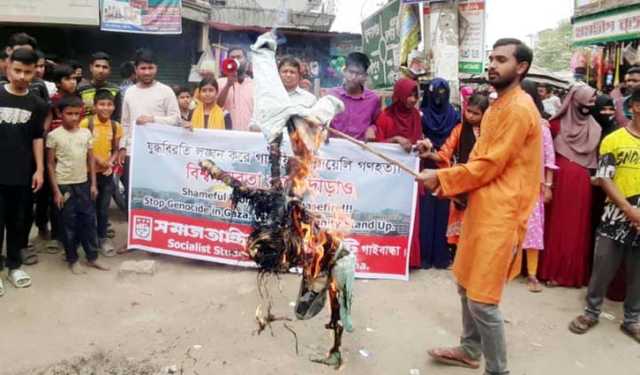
top-left (578, 105), bottom-right (593, 116)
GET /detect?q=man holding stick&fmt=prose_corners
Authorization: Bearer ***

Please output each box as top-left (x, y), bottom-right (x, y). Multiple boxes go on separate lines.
top-left (415, 39), bottom-right (541, 375)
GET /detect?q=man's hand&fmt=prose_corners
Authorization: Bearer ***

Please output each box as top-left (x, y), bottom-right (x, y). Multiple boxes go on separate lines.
top-left (543, 185), bottom-right (552, 204)
top-left (90, 184), bottom-right (98, 201)
top-left (117, 149), bottom-right (127, 165)
top-left (416, 169), bottom-right (440, 191)
top-left (32, 170), bottom-right (44, 192)
top-left (625, 206), bottom-right (640, 231)
top-left (53, 190), bottom-right (65, 209)
top-left (136, 115), bottom-right (154, 125)
top-left (393, 136), bottom-right (413, 153)
top-left (182, 120), bottom-right (194, 132)
top-left (414, 139), bottom-right (434, 159)
top-left (226, 71), bottom-right (238, 85)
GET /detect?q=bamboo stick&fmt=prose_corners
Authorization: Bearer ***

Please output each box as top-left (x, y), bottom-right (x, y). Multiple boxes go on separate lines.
top-left (323, 126), bottom-right (420, 178)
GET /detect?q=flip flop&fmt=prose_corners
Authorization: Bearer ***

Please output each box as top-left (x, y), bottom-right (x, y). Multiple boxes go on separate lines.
top-left (428, 347), bottom-right (480, 369)
top-left (21, 247), bottom-right (39, 265)
top-left (8, 269), bottom-right (32, 288)
top-left (44, 240), bottom-right (63, 254)
top-left (0, 278), bottom-right (5, 297)
top-left (527, 277), bottom-right (543, 293)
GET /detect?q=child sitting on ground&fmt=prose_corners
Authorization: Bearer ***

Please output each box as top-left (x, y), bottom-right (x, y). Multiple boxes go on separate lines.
top-left (46, 95), bottom-right (110, 274)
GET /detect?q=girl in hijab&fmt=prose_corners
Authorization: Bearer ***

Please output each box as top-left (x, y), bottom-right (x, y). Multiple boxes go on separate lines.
top-left (540, 84), bottom-right (601, 288)
top-left (419, 78), bottom-right (460, 269)
top-left (420, 93), bottom-right (488, 260)
top-left (375, 78), bottom-right (423, 268)
top-left (520, 80), bottom-right (558, 293)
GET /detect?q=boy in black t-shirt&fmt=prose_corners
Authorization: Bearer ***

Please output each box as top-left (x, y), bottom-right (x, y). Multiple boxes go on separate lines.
top-left (0, 48), bottom-right (48, 295)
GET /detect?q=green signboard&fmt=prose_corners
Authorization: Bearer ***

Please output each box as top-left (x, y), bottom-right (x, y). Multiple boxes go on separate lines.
top-left (361, 0), bottom-right (401, 89)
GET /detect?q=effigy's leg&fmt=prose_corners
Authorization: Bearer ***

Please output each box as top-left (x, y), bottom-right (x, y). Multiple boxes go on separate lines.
top-left (310, 281), bottom-right (343, 369)
top-left (269, 134), bottom-right (283, 191)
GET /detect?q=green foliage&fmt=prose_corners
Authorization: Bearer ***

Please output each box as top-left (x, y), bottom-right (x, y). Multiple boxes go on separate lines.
top-left (534, 20), bottom-right (575, 72)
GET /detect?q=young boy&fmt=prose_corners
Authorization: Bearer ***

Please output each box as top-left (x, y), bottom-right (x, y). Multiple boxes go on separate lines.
top-left (0, 48), bottom-right (47, 292)
top-left (79, 90), bottom-right (123, 256)
top-left (47, 95), bottom-right (110, 274)
top-left (174, 85), bottom-right (193, 121)
top-left (50, 64), bottom-right (79, 130)
top-left (569, 87), bottom-right (640, 343)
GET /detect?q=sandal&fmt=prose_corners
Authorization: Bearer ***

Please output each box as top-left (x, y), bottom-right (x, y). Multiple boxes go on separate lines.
top-left (21, 247), bottom-right (39, 265)
top-left (8, 269), bottom-right (32, 288)
top-left (44, 240), bottom-right (63, 254)
top-left (428, 347), bottom-right (480, 369)
top-left (569, 315), bottom-right (598, 334)
top-left (620, 323), bottom-right (640, 344)
top-left (0, 278), bottom-right (4, 297)
top-left (527, 277), bottom-right (542, 293)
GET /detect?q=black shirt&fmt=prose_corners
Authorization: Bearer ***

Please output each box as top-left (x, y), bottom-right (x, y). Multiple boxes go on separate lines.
top-left (0, 76), bottom-right (49, 103)
top-left (0, 85), bottom-right (48, 186)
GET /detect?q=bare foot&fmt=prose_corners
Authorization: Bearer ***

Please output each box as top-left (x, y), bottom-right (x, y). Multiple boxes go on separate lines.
top-left (87, 259), bottom-right (110, 271)
top-left (70, 262), bottom-right (86, 275)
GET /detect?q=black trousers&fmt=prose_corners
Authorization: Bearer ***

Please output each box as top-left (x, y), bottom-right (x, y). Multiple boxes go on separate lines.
top-left (0, 185), bottom-right (32, 270)
top-left (96, 174), bottom-right (114, 239)
top-left (34, 167), bottom-right (59, 238)
top-left (55, 182), bottom-right (99, 264)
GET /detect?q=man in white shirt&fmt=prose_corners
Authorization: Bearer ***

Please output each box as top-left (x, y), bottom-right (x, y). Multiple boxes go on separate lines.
top-left (249, 55), bottom-right (316, 132)
top-left (117, 48), bottom-right (180, 239)
top-left (278, 56), bottom-right (317, 107)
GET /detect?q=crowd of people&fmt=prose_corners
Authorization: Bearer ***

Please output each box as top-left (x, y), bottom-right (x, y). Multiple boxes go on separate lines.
top-left (0, 30), bottom-right (638, 374)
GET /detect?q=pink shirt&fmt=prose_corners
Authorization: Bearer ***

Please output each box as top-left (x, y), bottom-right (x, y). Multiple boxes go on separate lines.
top-left (218, 77), bottom-right (254, 131)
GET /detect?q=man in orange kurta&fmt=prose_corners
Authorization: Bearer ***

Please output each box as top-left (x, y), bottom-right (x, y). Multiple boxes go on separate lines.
top-left (417, 39), bottom-right (541, 375)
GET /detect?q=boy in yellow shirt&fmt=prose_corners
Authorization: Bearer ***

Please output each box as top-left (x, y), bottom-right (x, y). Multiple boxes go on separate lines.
top-left (79, 90), bottom-right (123, 256)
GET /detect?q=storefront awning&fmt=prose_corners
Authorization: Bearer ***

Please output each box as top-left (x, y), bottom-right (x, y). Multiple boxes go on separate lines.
top-left (572, 4), bottom-right (640, 46)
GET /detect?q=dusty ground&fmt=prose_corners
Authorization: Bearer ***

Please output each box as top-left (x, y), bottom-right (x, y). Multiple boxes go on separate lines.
top-left (1, 210), bottom-right (639, 375)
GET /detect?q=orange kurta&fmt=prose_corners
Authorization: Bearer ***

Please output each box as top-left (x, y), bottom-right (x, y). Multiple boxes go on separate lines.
top-left (436, 86), bottom-right (542, 304)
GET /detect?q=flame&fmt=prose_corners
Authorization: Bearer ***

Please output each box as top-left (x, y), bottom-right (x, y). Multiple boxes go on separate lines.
top-left (287, 127), bottom-right (345, 280)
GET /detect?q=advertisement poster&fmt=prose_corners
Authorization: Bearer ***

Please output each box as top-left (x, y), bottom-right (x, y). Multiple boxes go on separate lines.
top-left (458, 0), bottom-right (486, 74)
top-left (128, 125), bottom-right (419, 280)
top-left (101, 0), bottom-right (182, 34)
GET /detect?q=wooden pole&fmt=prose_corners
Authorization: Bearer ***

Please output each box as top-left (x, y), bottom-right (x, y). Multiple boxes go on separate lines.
top-left (324, 126), bottom-right (420, 178)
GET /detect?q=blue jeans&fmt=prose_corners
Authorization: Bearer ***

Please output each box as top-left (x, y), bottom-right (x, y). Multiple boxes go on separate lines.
top-left (96, 174), bottom-right (114, 240)
top-left (56, 182), bottom-right (99, 263)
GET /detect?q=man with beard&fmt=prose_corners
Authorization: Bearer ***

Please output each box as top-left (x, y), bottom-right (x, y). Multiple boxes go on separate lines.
top-left (117, 49), bottom-right (180, 252)
top-left (415, 38), bottom-right (541, 374)
top-left (217, 47), bottom-right (255, 131)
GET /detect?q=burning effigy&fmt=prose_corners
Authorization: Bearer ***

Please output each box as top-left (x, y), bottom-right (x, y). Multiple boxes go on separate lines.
top-left (199, 31), bottom-right (353, 368)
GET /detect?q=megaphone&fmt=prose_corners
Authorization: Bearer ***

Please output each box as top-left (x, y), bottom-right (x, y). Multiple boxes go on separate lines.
top-left (222, 58), bottom-right (239, 76)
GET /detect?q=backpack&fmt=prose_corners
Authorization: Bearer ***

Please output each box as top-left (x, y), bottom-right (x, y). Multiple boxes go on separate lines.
top-left (87, 116), bottom-right (119, 155)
